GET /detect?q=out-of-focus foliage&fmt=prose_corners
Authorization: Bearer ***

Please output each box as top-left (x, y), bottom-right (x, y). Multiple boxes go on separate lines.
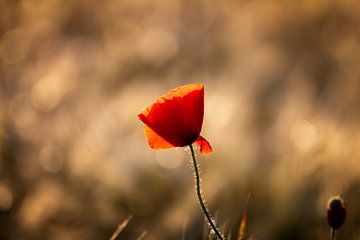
top-left (1, 0), bottom-right (360, 239)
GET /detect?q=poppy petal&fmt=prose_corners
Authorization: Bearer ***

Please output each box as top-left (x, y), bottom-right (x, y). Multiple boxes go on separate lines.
top-left (194, 135), bottom-right (213, 154)
top-left (144, 125), bottom-right (175, 149)
top-left (138, 84), bottom-right (204, 147)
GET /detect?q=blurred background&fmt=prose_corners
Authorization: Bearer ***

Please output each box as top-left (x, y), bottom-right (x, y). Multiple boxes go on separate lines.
top-left (1, 0), bottom-right (360, 239)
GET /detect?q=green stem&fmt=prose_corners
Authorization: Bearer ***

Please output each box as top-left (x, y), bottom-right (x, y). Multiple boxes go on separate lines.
top-left (189, 144), bottom-right (224, 240)
top-left (331, 228), bottom-right (335, 240)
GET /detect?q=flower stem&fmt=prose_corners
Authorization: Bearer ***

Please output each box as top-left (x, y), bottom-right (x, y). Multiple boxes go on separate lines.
top-left (189, 144), bottom-right (224, 240)
top-left (331, 228), bottom-right (335, 240)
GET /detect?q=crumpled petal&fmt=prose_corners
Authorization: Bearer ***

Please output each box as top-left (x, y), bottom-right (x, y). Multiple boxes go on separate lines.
top-left (194, 135), bottom-right (213, 154)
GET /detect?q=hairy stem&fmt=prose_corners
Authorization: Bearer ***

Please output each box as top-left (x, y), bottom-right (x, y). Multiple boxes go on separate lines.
top-left (331, 228), bottom-right (335, 240)
top-left (189, 144), bottom-right (224, 240)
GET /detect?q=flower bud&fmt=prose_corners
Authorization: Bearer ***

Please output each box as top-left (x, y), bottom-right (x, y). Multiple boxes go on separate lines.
top-left (327, 196), bottom-right (347, 230)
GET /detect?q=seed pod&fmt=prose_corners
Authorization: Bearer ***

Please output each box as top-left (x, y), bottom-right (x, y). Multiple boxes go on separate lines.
top-left (327, 196), bottom-right (347, 230)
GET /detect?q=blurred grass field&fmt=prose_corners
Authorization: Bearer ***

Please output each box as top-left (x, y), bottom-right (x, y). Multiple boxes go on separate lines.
top-left (1, 0), bottom-right (360, 239)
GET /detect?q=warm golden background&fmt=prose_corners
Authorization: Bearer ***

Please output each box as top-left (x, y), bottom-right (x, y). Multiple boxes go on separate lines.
top-left (1, 0), bottom-right (360, 239)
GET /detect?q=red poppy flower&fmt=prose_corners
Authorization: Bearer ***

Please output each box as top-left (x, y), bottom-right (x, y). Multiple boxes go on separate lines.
top-left (138, 83), bottom-right (212, 154)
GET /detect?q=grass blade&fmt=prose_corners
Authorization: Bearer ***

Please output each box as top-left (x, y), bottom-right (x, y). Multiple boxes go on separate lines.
top-left (237, 194), bottom-right (251, 240)
top-left (109, 215), bottom-right (133, 240)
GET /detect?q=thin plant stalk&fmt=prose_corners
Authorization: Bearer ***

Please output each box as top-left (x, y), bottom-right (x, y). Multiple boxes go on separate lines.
top-left (331, 228), bottom-right (335, 240)
top-left (189, 144), bottom-right (224, 240)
